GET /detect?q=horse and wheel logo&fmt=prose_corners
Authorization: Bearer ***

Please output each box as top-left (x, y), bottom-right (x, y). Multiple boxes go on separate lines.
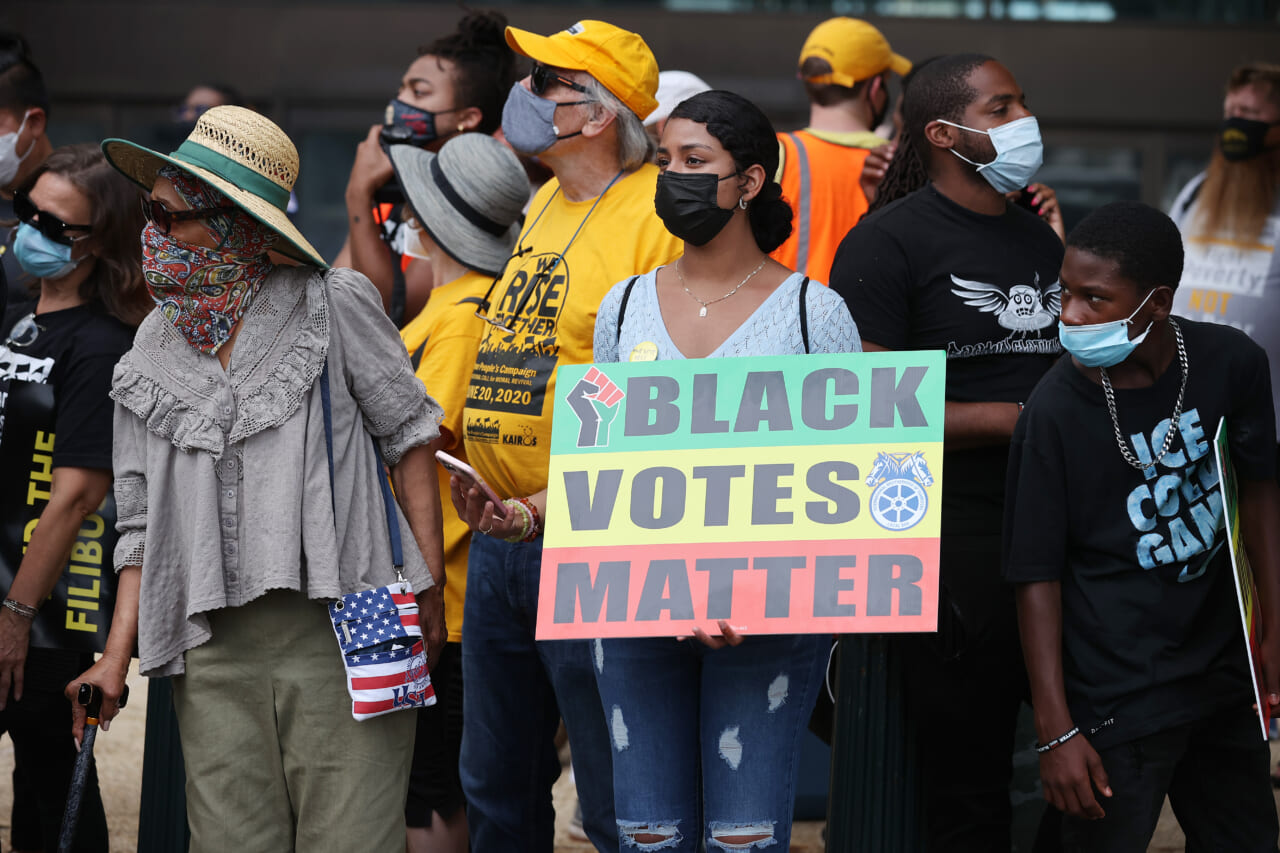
top-left (866, 451), bottom-right (934, 531)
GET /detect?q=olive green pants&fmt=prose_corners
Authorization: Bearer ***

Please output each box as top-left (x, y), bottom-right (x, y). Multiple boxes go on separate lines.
top-left (172, 589), bottom-right (415, 852)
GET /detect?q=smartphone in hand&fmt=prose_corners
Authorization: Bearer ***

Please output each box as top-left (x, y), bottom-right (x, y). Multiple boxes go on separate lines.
top-left (435, 450), bottom-right (509, 519)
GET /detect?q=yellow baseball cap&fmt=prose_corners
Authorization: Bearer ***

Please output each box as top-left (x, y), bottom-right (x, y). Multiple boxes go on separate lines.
top-left (505, 20), bottom-right (660, 120)
top-left (799, 18), bottom-right (911, 87)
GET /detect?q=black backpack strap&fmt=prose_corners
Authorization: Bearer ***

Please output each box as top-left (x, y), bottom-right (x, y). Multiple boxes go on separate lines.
top-left (616, 275), bottom-right (640, 345)
top-left (798, 276), bottom-right (811, 354)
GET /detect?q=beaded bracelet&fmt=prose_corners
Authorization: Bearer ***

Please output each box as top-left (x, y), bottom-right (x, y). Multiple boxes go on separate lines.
top-left (516, 497), bottom-right (543, 542)
top-left (501, 498), bottom-right (533, 543)
top-left (2, 599), bottom-right (38, 620)
top-left (1035, 725), bottom-right (1080, 754)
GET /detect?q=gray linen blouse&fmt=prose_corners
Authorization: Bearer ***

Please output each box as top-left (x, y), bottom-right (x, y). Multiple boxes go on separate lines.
top-left (111, 265), bottom-right (443, 676)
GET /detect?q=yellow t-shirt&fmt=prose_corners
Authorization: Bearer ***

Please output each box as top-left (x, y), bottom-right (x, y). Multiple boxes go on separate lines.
top-left (463, 163), bottom-right (681, 499)
top-left (401, 270), bottom-right (492, 643)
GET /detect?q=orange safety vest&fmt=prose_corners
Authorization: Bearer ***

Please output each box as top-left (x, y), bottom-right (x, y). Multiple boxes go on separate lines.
top-left (771, 131), bottom-right (875, 285)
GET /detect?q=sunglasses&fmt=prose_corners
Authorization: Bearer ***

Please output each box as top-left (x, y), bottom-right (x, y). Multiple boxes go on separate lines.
top-left (531, 63), bottom-right (592, 97)
top-left (13, 192), bottom-right (92, 246)
top-left (4, 313), bottom-right (43, 349)
top-left (141, 197), bottom-right (240, 236)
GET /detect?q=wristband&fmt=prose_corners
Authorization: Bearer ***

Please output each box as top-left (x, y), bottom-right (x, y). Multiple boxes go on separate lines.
top-left (3, 599), bottom-right (38, 620)
top-left (1035, 725), bottom-right (1080, 753)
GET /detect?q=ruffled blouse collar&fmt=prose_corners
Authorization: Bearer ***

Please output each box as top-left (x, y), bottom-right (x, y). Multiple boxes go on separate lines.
top-left (112, 265), bottom-right (329, 458)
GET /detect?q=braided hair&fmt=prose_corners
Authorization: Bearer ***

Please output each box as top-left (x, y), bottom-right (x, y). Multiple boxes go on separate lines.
top-left (868, 54), bottom-right (991, 214)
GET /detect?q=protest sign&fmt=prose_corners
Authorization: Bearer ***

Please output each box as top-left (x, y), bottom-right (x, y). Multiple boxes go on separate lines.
top-left (537, 351), bottom-right (945, 640)
top-left (1214, 418), bottom-right (1270, 738)
top-left (0, 380), bottom-right (118, 652)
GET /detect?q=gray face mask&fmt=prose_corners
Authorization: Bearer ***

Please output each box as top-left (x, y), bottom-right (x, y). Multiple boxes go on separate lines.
top-left (500, 83), bottom-right (590, 155)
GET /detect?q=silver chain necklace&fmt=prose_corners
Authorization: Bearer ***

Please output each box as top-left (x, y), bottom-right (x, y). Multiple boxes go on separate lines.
top-left (676, 256), bottom-right (767, 318)
top-left (1100, 319), bottom-right (1189, 471)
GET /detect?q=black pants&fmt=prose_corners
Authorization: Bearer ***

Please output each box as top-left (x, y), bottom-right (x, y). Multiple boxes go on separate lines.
top-left (898, 534), bottom-right (1034, 853)
top-left (1060, 704), bottom-right (1278, 852)
top-left (2, 649), bottom-right (107, 853)
top-left (406, 641), bottom-right (466, 826)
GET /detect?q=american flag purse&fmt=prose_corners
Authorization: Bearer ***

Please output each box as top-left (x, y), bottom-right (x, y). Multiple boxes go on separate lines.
top-left (320, 364), bottom-right (436, 721)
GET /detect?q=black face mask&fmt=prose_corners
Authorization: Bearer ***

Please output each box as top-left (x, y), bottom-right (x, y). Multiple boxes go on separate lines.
top-left (380, 98), bottom-right (449, 148)
top-left (1220, 116), bottom-right (1279, 162)
top-left (654, 171), bottom-right (738, 246)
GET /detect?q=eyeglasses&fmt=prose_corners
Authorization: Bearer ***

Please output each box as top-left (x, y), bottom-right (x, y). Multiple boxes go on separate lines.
top-left (13, 192), bottom-right (93, 247)
top-left (141, 197), bottom-right (240, 236)
top-left (4, 313), bottom-right (43, 349)
top-left (531, 63), bottom-right (592, 97)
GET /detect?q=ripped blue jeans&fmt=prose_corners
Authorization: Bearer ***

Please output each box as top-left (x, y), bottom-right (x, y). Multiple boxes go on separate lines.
top-left (593, 633), bottom-right (829, 851)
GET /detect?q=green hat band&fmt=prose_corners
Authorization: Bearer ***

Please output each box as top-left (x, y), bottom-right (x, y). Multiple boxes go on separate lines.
top-left (171, 140), bottom-right (291, 211)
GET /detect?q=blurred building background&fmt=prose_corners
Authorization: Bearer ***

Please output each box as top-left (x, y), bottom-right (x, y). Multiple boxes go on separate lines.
top-left (5, 0), bottom-right (1278, 262)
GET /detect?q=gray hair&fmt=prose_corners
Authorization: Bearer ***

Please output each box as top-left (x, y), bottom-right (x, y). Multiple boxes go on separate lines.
top-left (581, 75), bottom-right (655, 171)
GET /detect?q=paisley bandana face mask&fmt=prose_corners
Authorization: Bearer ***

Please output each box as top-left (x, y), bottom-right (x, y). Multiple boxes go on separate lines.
top-left (142, 167), bottom-right (276, 354)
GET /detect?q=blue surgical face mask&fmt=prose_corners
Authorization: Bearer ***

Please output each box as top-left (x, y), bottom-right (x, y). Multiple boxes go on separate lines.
top-left (500, 83), bottom-right (590, 155)
top-left (1058, 288), bottom-right (1158, 368)
top-left (13, 222), bottom-right (85, 280)
top-left (937, 115), bottom-right (1044, 194)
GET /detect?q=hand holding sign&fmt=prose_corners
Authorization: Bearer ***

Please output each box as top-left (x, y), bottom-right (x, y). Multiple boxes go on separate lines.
top-left (691, 620), bottom-right (745, 649)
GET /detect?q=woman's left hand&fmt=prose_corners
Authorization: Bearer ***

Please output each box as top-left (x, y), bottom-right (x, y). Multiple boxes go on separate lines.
top-left (0, 609), bottom-right (30, 708)
top-left (692, 620), bottom-right (745, 649)
top-left (449, 477), bottom-right (524, 540)
top-left (417, 585), bottom-right (447, 672)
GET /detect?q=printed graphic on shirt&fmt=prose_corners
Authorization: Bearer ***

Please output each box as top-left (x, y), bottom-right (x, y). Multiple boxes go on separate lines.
top-left (947, 272), bottom-right (1062, 358)
top-left (467, 251), bottom-right (569, 418)
top-left (865, 451), bottom-right (934, 531)
top-left (1123, 407), bottom-right (1224, 580)
top-left (0, 345), bottom-right (56, 441)
top-left (1176, 214), bottom-right (1279, 340)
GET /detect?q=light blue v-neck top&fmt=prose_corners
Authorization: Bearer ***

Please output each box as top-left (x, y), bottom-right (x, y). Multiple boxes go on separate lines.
top-left (593, 268), bottom-right (862, 363)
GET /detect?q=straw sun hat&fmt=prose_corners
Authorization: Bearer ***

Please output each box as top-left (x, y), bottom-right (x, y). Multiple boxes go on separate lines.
top-left (101, 105), bottom-right (326, 268)
top-left (388, 133), bottom-right (529, 278)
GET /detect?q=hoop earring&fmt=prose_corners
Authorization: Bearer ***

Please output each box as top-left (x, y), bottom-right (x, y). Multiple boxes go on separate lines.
top-left (738, 196), bottom-right (748, 210)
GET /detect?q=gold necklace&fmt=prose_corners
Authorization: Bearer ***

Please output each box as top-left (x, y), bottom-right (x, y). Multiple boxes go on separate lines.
top-left (676, 257), bottom-right (767, 318)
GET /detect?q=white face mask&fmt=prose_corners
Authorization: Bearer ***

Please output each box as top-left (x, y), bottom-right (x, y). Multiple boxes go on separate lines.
top-left (400, 221), bottom-right (431, 261)
top-left (0, 111), bottom-right (34, 189)
top-left (936, 115), bottom-right (1044, 194)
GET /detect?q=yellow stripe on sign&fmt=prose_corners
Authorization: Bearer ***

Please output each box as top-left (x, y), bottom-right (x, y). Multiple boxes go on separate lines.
top-left (545, 442), bottom-right (944, 547)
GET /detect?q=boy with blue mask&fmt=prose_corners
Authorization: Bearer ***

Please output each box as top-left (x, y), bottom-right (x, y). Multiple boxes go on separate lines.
top-left (1006, 200), bottom-right (1280, 851)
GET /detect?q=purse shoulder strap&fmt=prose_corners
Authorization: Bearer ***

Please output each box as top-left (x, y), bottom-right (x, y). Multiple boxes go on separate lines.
top-left (320, 364), bottom-right (404, 572)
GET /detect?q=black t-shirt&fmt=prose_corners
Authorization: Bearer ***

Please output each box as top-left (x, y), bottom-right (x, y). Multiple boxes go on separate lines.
top-left (1, 196), bottom-right (31, 321)
top-left (0, 299), bottom-right (133, 469)
top-left (830, 185), bottom-right (1065, 535)
top-left (1004, 319), bottom-right (1276, 749)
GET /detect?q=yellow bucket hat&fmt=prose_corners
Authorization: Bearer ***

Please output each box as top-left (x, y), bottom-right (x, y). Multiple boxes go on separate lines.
top-left (101, 106), bottom-right (326, 268)
top-left (505, 20), bottom-right (660, 121)
top-left (799, 18), bottom-right (912, 88)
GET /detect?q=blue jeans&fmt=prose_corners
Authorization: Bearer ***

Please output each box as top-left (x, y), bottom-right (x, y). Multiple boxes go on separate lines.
top-left (593, 633), bottom-right (829, 851)
top-left (460, 532), bottom-right (618, 853)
